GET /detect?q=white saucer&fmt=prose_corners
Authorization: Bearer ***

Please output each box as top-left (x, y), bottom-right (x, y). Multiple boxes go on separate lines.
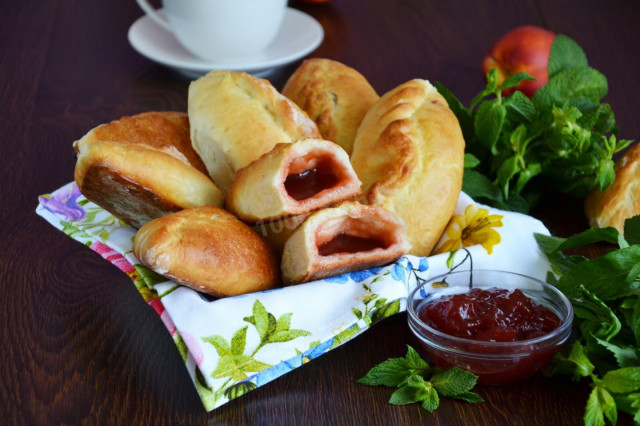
top-left (128, 8), bottom-right (324, 79)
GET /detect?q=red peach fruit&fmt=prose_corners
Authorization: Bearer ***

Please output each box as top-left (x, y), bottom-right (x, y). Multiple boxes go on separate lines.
top-left (482, 25), bottom-right (556, 97)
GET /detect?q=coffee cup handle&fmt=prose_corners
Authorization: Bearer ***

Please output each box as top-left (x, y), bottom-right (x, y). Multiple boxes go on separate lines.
top-left (135, 0), bottom-right (172, 31)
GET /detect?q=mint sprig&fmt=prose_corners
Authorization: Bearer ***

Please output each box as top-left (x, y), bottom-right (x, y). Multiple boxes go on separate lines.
top-left (358, 345), bottom-right (483, 412)
top-left (538, 215), bottom-right (640, 425)
top-left (436, 34), bottom-right (632, 213)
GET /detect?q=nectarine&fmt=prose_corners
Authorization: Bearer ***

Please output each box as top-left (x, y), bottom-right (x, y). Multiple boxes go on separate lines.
top-left (482, 25), bottom-right (556, 97)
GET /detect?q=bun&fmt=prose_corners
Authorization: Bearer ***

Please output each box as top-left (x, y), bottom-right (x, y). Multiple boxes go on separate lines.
top-left (350, 79), bottom-right (465, 256)
top-left (226, 138), bottom-right (361, 223)
top-left (73, 111), bottom-right (224, 228)
top-left (585, 142), bottom-right (640, 233)
top-left (281, 202), bottom-right (409, 285)
top-left (252, 214), bottom-right (309, 255)
top-left (133, 206), bottom-right (280, 297)
top-left (282, 58), bottom-right (379, 155)
top-left (188, 70), bottom-right (320, 192)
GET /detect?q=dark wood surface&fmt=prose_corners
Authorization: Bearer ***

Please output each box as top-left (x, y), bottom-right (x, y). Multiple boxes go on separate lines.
top-left (2, 0), bottom-right (639, 424)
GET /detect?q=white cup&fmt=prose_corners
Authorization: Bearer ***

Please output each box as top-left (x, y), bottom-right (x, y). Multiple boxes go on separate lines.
top-left (136, 0), bottom-right (287, 63)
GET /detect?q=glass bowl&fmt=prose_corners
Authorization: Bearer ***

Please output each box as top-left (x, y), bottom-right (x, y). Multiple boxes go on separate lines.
top-left (407, 269), bottom-right (573, 385)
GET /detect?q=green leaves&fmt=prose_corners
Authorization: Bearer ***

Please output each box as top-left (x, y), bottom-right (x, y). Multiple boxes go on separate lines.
top-left (474, 99), bottom-right (506, 154)
top-left (357, 345), bottom-right (430, 387)
top-left (430, 366), bottom-right (479, 398)
top-left (437, 33), bottom-right (632, 213)
top-left (539, 216), bottom-right (640, 424)
top-left (547, 34), bottom-right (588, 77)
top-left (358, 345), bottom-right (483, 413)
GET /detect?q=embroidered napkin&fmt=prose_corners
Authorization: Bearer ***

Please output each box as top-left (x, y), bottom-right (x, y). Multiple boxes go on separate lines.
top-left (36, 182), bottom-right (551, 411)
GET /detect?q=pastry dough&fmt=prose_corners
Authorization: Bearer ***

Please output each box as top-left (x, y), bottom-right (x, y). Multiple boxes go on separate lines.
top-left (188, 70), bottom-right (320, 192)
top-left (281, 201), bottom-right (409, 285)
top-left (73, 111), bottom-right (224, 228)
top-left (226, 138), bottom-right (362, 223)
top-left (350, 79), bottom-right (465, 256)
top-left (252, 214), bottom-right (309, 255)
top-left (585, 142), bottom-right (640, 233)
top-left (282, 58), bottom-right (379, 155)
top-left (133, 206), bottom-right (280, 297)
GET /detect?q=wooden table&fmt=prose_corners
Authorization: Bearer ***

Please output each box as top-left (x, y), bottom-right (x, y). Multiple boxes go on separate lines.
top-left (2, 0), bottom-right (639, 424)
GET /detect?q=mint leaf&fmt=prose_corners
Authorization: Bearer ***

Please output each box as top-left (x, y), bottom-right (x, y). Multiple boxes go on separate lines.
top-left (500, 72), bottom-right (536, 91)
top-left (553, 245), bottom-right (640, 300)
top-left (462, 169), bottom-right (503, 202)
top-left (450, 391), bottom-right (484, 403)
top-left (574, 285), bottom-right (622, 342)
top-left (405, 345), bottom-right (430, 371)
top-left (624, 216), bottom-right (640, 245)
top-left (533, 67), bottom-right (608, 111)
top-left (548, 34), bottom-right (589, 78)
top-left (504, 91), bottom-right (537, 122)
top-left (474, 99), bottom-right (506, 153)
top-left (612, 392), bottom-right (640, 417)
top-left (358, 346), bottom-right (431, 387)
top-left (431, 367), bottom-right (479, 396)
top-left (464, 153), bottom-right (481, 168)
top-left (584, 386), bottom-right (617, 426)
top-left (593, 336), bottom-right (640, 368)
top-left (566, 341), bottom-right (596, 379)
top-left (470, 68), bottom-right (499, 109)
top-left (621, 296), bottom-right (640, 346)
top-left (602, 367), bottom-right (640, 393)
top-left (389, 378), bottom-right (430, 405)
top-left (600, 387), bottom-right (619, 426)
top-left (358, 357), bottom-right (411, 387)
top-left (434, 81), bottom-right (474, 141)
top-left (557, 226), bottom-right (626, 251)
top-left (420, 386), bottom-right (440, 412)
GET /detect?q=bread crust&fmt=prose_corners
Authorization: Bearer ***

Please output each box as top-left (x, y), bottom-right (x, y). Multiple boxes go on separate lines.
top-left (188, 70), bottom-right (320, 192)
top-left (350, 79), bottom-right (465, 256)
top-left (585, 142), bottom-right (640, 233)
top-left (73, 111), bottom-right (224, 228)
top-left (282, 58), bottom-right (379, 155)
top-left (226, 138), bottom-right (362, 223)
top-left (280, 201), bottom-right (409, 285)
top-left (133, 206), bottom-right (280, 297)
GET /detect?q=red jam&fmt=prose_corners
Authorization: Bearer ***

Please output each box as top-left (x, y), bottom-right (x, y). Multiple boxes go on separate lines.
top-left (284, 157), bottom-right (339, 201)
top-left (317, 232), bottom-right (386, 256)
top-left (418, 287), bottom-right (560, 342)
top-left (414, 287), bottom-right (564, 384)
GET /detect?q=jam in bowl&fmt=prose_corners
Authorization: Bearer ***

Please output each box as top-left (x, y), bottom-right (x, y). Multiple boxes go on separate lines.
top-left (407, 269), bottom-right (573, 384)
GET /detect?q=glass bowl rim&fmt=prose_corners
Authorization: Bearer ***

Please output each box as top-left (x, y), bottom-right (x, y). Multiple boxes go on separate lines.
top-left (406, 269), bottom-right (574, 348)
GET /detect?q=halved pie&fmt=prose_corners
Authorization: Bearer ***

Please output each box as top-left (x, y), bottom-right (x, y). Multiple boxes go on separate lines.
top-left (226, 138), bottom-right (362, 223)
top-left (280, 201), bottom-right (410, 285)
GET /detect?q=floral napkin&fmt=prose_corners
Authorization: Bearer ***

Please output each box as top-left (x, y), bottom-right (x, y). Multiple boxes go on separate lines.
top-left (36, 182), bottom-right (552, 411)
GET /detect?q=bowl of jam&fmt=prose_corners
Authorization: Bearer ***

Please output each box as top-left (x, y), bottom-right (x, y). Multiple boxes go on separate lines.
top-left (407, 269), bottom-right (573, 385)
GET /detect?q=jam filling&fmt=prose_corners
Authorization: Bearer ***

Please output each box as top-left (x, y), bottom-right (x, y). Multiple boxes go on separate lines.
top-left (418, 287), bottom-right (561, 342)
top-left (284, 157), bottom-right (340, 201)
top-left (318, 232), bottom-right (386, 256)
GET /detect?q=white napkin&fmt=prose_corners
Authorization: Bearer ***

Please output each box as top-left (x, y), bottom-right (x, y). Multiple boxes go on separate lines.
top-left (36, 182), bottom-right (551, 411)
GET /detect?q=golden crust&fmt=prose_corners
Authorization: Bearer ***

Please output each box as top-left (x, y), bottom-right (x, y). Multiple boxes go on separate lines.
top-left (188, 70), bottom-right (321, 193)
top-left (87, 111), bottom-right (209, 174)
top-left (350, 79), bottom-right (465, 256)
top-left (133, 206), bottom-right (280, 297)
top-left (282, 58), bottom-right (379, 155)
top-left (226, 138), bottom-right (362, 223)
top-left (585, 142), bottom-right (640, 233)
top-left (280, 201), bottom-right (410, 285)
top-left (73, 111), bottom-right (224, 229)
